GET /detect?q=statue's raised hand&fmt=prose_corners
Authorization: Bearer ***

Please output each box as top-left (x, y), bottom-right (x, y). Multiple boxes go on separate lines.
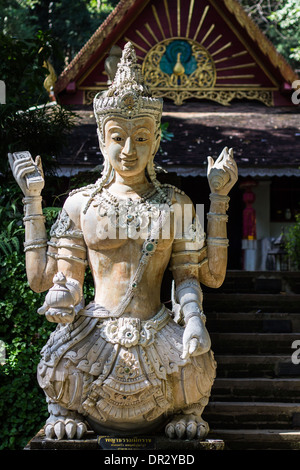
top-left (8, 151), bottom-right (45, 197)
top-left (207, 147), bottom-right (238, 196)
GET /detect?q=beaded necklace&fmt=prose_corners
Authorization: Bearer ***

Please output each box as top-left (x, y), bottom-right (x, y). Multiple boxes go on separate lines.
top-left (94, 185), bottom-right (173, 239)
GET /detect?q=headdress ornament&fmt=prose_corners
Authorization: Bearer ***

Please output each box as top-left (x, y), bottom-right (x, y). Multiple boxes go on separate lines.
top-left (94, 42), bottom-right (163, 139)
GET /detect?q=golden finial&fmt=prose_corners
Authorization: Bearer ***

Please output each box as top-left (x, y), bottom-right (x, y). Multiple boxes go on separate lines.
top-left (173, 53), bottom-right (185, 76)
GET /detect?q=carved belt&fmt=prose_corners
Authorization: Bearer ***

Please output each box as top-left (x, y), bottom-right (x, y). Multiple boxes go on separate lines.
top-left (95, 305), bottom-right (170, 348)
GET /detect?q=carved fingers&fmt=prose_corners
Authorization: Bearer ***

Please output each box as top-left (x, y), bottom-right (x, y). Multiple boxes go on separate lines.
top-left (44, 307), bottom-right (75, 324)
top-left (207, 147), bottom-right (238, 196)
top-left (181, 316), bottom-right (211, 360)
top-left (8, 151), bottom-right (44, 196)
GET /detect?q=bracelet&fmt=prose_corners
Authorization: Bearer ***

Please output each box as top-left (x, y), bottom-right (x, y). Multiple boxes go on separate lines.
top-left (207, 237), bottom-right (229, 247)
top-left (209, 193), bottom-right (230, 210)
top-left (23, 214), bottom-right (45, 222)
top-left (185, 311), bottom-right (206, 323)
top-left (209, 193), bottom-right (230, 203)
top-left (24, 238), bottom-right (47, 247)
top-left (47, 241), bottom-right (86, 252)
top-left (170, 262), bottom-right (199, 271)
top-left (207, 212), bottom-right (228, 222)
top-left (24, 239), bottom-right (48, 252)
top-left (176, 278), bottom-right (202, 294)
top-left (47, 252), bottom-right (88, 266)
top-left (22, 196), bottom-right (42, 204)
top-left (171, 249), bottom-right (200, 258)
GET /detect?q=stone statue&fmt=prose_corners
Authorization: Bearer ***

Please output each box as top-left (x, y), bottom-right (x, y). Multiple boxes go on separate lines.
top-left (8, 42), bottom-right (238, 441)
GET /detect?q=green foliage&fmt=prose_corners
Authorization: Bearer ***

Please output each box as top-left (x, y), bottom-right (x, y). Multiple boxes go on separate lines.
top-left (0, 182), bottom-right (55, 450)
top-left (0, 30), bottom-right (59, 106)
top-left (0, 103), bottom-right (79, 176)
top-left (268, 0), bottom-right (300, 65)
top-left (0, 254), bottom-right (54, 449)
top-left (0, 29), bottom-right (79, 177)
top-left (239, 0), bottom-right (300, 69)
top-left (1, 0), bottom-right (119, 75)
top-left (283, 214), bottom-right (300, 270)
top-left (0, 178), bottom-right (97, 450)
top-left (160, 122), bottom-right (174, 143)
top-left (0, 27), bottom-right (79, 447)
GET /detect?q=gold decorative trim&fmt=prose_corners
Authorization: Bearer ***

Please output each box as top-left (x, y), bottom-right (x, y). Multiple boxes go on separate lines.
top-left (186, 0), bottom-right (195, 38)
top-left (193, 5), bottom-right (209, 41)
top-left (142, 38), bottom-right (216, 94)
top-left (163, 0), bottom-right (173, 37)
top-left (84, 87), bottom-right (273, 107)
top-left (152, 5), bottom-right (166, 40)
top-left (55, 0), bottom-right (298, 101)
top-left (201, 24), bottom-right (216, 47)
top-left (84, 90), bottom-right (99, 105)
top-left (149, 89), bottom-right (274, 107)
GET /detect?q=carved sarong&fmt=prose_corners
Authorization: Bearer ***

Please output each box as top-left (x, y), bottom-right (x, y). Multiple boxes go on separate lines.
top-left (37, 304), bottom-right (216, 431)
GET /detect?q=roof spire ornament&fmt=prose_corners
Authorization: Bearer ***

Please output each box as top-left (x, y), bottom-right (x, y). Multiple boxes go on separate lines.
top-left (94, 42), bottom-right (163, 140)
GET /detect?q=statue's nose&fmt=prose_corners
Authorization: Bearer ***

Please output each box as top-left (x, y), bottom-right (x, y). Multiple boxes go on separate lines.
top-left (122, 137), bottom-right (136, 157)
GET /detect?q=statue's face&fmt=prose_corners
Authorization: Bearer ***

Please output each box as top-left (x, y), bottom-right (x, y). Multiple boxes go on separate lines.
top-left (102, 116), bottom-right (157, 178)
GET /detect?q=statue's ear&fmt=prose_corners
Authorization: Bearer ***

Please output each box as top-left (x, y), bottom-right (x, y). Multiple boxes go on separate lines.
top-left (153, 132), bottom-right (161, 157)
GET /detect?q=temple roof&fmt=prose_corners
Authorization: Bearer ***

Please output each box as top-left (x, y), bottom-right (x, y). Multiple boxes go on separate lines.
top-left (55, 0), bottom-right (299, 108)
top-left (57, 102), bottom-right (300, 178)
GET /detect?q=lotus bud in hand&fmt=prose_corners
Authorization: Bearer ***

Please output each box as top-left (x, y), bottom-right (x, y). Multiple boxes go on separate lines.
top-left (207, 147), bottom-right (236, 195)
top-left (37, 272), bottom-right (82, 323)
top-left (209, 167), bottom-right (230, 191)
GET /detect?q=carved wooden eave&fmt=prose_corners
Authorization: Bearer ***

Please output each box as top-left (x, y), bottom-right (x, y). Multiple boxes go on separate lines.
top-left (55, 0), bottom-right (299, 107)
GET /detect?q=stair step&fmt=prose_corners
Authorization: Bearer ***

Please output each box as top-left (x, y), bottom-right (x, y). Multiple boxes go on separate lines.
top-left (203, 270), bottom-right (300, 295)
top-left (203, 402), bottom-right (300, 429)
top-left (203, 293), bottom-right (300, 313)
top-left (206, 311), bottom-right (300, 333)
top-left (208, 429), bottom-right (300, 450)
top-left (214, 354), bottom-right (300, 378)
top-left (211, 378), bottom-right (300, 402)
top-left (210, 332), bottom-right (300, 354)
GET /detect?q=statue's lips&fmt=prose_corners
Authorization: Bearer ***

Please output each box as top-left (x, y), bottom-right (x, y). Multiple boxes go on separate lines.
top-left (120, 158), bottom-right (138, 166)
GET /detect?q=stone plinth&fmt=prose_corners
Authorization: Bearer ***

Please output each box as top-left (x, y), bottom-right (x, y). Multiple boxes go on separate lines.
top-left (25, 428), bottom-right (224, 451)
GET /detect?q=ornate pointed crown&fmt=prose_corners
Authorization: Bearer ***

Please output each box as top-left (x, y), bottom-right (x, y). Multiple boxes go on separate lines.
top-left (94, 42), bottom-right (163, 139)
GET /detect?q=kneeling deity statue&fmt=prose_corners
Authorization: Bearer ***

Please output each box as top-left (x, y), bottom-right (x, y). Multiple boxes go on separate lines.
top-left (9, 42), bottom-right (238, 441)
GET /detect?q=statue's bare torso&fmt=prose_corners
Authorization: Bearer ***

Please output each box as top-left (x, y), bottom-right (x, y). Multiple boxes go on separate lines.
top-left (65, 187), bottom-right (177, 320)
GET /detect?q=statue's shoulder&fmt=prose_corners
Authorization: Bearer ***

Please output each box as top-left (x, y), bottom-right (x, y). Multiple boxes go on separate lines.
top-left (161, 183), bottom-right (193, 207)
top-left (62, 185), bottom-right (96, 226)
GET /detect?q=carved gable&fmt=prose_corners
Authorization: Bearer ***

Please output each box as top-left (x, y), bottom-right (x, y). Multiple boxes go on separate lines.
top-left (56, 0), bottom-right (298, 107)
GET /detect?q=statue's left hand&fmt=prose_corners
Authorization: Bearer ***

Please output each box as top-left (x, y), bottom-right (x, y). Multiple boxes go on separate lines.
top-left (207, 147), bottom-right (238, 196)
top-left (181, 316), bottom-right (211, 360)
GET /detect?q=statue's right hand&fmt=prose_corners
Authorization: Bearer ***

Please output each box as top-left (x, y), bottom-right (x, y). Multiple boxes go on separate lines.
top-left (38, 306), bottom-right (75, 324)
top-left (8, 151), bottom-right (45, 196)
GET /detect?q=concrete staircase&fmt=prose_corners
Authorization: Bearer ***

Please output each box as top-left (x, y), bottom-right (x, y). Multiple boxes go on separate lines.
top-left (202, 271), bottom-right (300, 450)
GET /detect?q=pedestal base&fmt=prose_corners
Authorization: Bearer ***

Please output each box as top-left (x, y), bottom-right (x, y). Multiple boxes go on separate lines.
top-left (25, 428), bottom-right (224, 451)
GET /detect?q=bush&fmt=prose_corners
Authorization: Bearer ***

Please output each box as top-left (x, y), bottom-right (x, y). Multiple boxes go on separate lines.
top-left (284, 214), bottom-right (300, 270)
top-left (0, 184), bottom-right (55, 450)
top-left (0, 179), bottom-right (95, 450)
top-left (0, 27), bottom-right (89, 451)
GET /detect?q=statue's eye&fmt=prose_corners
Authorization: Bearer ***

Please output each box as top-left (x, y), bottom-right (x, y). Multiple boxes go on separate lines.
top-left (136, 137), bottom-right (147, 142)
top-left (113, 136), bottom-right (123, 142)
